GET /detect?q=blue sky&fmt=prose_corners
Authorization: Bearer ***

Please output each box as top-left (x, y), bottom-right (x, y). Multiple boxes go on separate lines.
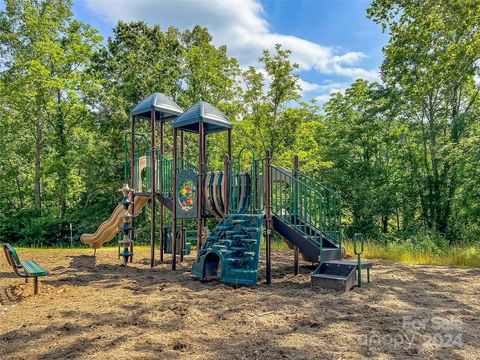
top-left (2, 0), bottom-right (388, 102)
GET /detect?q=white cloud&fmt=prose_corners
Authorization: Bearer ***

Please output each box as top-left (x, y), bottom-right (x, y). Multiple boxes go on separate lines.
top-left (313, 81), bottom-right (349, 104)
top-left (314, 94), bottom-right (331, 103)
top-left (85, 0), bottom-right (379, 82)
top-left (298, 78), bottom-right (320, 93)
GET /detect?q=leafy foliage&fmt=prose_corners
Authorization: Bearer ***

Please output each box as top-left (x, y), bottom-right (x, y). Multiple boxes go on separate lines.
top-left (0, 0), bottom-right (479, 251)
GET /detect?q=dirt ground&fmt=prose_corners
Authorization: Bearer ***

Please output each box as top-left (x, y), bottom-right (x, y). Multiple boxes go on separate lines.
top-left (1, 248), bottom-right (479, 360)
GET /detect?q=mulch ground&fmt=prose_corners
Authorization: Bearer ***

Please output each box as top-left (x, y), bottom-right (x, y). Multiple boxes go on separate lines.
top-left (1, 248), bottom-right (479, 359)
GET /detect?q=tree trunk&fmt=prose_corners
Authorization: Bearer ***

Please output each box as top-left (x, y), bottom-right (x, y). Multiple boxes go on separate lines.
top-left (427, 94), bottom-right (441, 234)
top-left (419, 108), bottom-right (433, 230)
top-left (15, 175), bottom-right (24, 210)
top-left (56, 92), bottom-right (68, 218)
top-left (58, 127), bottom-right (68, 218)
top-left (382, 215), bottom-right (388, 233)
top-left (34, 118), bottom-right (42, 213)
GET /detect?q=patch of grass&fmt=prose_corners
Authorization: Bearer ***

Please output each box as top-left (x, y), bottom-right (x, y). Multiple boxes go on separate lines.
top-left (345, 242), bottom-right (480, 268)
top-left (12, 238), bottom-right (480, 268)
top-left (260, 240), bottom-right (290, 251)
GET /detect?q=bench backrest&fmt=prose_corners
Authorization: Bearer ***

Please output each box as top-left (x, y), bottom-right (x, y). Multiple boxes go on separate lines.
top-left (3, 243), bottom-right (22, 268)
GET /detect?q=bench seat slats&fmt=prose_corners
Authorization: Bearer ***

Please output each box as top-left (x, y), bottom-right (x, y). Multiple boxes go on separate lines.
top-left (21, 260), bottom-right (48, 277)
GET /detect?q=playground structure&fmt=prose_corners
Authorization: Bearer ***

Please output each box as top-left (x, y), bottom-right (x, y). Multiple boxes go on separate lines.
top-left (81, 93), bottom-right (372, 290)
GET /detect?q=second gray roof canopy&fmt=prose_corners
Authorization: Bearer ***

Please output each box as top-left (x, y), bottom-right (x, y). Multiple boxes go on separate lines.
top-left (173, 101), bottom-right (232, 134)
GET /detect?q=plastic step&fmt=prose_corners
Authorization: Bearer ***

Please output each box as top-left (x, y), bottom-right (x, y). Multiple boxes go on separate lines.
top-left (216, 226), bottom-right (230, 231)
top-left (311, 272), bottom-right (355, 291)
top-left (231, 219), bottom-right (247, 224)
top-left (322, 248), bottom-right (342, 261)
top-left (311, 273), bottom-right (348, 281)
top-left (226, 257), bottom-right (244, 264)
top-left (219, 249), bottom-right (233, 256)
top-left (240, 226), bottom-right (259, 232)
top-left (326, 260), bottom-right (373, 269)
top-left (318, 265), bottom-right (353, 277)
top-left (238, 238), bottom-right (257, 243)
top-left (232, 234), bottom-right (247, 239)
top-left (230, 246), bottom-right (246, 252)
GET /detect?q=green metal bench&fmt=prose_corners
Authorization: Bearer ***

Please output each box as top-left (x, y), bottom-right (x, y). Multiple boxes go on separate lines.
top-left (2, 243), bottom-right (48, 295)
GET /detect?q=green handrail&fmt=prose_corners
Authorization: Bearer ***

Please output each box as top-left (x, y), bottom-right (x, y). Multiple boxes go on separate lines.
top-left (176, 155), bottom-right (196, 172)
top-left (297, 171), bottom-right (340, 196)
top-left (270, 165), bottom-right (325, 247)
top-left (154, 152), bottom-right (195, 195)
top-left (156, 153), bottom-right (173, 194)
top-left (253, 158), bottom-right (266, 213)
top-left (228, 148), bottom-right (267, 214)
top-left (297, 170), bottom-right (342, 246)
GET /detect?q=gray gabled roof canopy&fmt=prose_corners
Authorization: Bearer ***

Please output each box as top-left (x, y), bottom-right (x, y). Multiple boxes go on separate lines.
top-left (130, 93), bottom-right (183, 121)
top-left (173, 101), bottom-right (232, 134)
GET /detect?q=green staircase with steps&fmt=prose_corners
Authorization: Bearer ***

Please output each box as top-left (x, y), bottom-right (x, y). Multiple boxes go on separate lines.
top-left (191, 214), bottom-right (264, 286)
top-left (269, 165), bottom-right (373, 291)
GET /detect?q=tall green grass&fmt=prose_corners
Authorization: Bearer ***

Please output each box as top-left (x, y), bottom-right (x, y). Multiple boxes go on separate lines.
top-left (345, 242), bottom-right (480, 268)
top-left (263, 238), bottom-right (480, 268)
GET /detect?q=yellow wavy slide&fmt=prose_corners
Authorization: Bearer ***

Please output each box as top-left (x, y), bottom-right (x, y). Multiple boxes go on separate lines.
top-left (81, 156), bottom-right (149, 249)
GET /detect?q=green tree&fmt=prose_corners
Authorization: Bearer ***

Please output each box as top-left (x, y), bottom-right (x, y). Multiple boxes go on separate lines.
top-left (367, 0), bottom-right (480, 239)
top-left (93, 23), bottom-right (242, 170)
top-left (321, 80), bottom-right (398, 236)
top-left (240, 44), bottom-right (302, 159)
top-left (0, 0), bottom-right (102, 220)
top-left (179, 26), bottom-right (242, 169)
top-left (93, 21), bottom-right (183, 113)
top-left (180, 25), bottom-right (241, 112)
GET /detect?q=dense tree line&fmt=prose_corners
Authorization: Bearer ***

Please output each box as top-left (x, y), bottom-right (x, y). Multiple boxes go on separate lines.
top-left (0, 0), bottom-right (479, 248)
